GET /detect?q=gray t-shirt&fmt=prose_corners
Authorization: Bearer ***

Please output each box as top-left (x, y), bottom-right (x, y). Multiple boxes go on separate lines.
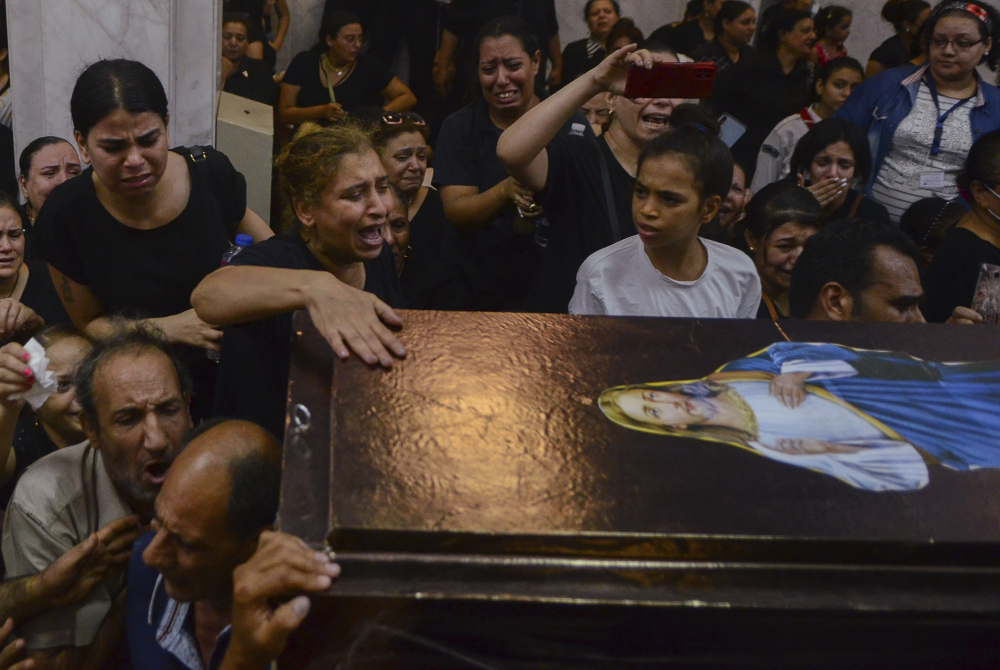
top-left (1, 442), bottom-right (131, 649)
top-left (568, 235), bottom-right (762, 318)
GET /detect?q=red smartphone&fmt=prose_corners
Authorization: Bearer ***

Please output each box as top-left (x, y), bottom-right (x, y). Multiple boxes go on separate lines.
top-left (622, 62), bottom-right (717, 100)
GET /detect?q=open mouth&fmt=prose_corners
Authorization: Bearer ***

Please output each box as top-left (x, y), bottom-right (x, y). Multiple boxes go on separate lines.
top-left (641, 114), bottom-right (669, 130)
top-left (358, 225), bottom-right (383, 247)
top-left (144, 461), bottom-right (170, 484)
top-left (495, 90), bottom-right (519, 104)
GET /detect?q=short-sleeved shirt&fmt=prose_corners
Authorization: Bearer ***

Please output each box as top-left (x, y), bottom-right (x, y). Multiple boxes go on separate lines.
top-left (223, 57), bottom-right (277, 106)
top-left (568, 235), bottom-right (762, 318)
top-left (869, 35), bottom-right (912, 70)
top-left (283, 49), bottom-right (393, 114)
top-left (33, 147), bottom-right (247, 319)
top-left (433, 98), bottom-right (539, 309)
top-left (924, 227), bottom-right (1000, 323)
top-left (527, 126), bottom-right (638, 313)
top-left (691, 40), bottom-right (756, 78)
top-left (1, 442), bottom-right (130, 649)
top-left (213, 232), bottom-right (403, 439)
top-left (126, 533), bottom-right (231, 670)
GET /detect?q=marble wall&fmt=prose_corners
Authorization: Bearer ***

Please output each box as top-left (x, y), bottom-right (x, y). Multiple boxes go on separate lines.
top-left (6, 0), bottom-right (221, 166)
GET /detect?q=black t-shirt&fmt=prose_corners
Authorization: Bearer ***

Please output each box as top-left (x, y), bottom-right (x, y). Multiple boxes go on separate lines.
top-left (828, 190), bottom-right (892, 224)
top-left (560, 39), bottom-right (604, 89)
top-left (691, 40), bottom-right (757, 78)
top-left (284, 50), bottom-right (394, 114)
top-left (214, 232), bottom-right (403, 438)
top-left (433, 98), bottom-right (538, 309)
top-left (21, 261), bottom-right (70, 329)
top-left (33, 147), bottom-right (247, 318)
top-left (33, 146), bottom-right (248, 422)
top-left (400, 188), bottom-right (469, 309)
top-left (711, 50), bottom-right (812, 180)
top-left (869, 35), bottom-right (912, 70)
top-left (0, 408), bottom-right (59, 510)
top-left (528, 120), bottom-right (639, 313)
top-left (924, 227), bottom-right (1000, 323)
top-left (224, 57), bottom-right (278, 106)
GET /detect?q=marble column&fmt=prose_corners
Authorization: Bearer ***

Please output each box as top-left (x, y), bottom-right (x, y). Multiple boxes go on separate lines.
top-left (6, 0), bottom-right (221, 166)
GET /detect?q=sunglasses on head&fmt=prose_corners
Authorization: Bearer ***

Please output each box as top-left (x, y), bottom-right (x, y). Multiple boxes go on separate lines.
top-left (382, 111), bottom-right (426, 126)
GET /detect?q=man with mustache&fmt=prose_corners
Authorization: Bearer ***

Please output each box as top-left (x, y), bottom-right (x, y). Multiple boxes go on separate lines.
top-left (1, 322), bottom-right (192, 669)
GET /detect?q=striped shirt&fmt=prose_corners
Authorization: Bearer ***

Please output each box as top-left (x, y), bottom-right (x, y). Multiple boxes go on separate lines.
top-left (871, 82), bottom-right (973, 222)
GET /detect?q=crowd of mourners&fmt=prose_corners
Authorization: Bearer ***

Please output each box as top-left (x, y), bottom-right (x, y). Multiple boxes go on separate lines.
top-left (0, 0), bottom-right (998, 667)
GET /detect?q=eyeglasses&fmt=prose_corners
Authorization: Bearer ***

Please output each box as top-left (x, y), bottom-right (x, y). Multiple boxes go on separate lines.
top-left (929, 36), bottom-right (985, 50)
top-left (382, 111), bottom-right (426, 126)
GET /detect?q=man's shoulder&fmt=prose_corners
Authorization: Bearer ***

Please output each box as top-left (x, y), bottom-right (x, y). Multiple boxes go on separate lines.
top-left (10, 442), bottom-right (93, 522)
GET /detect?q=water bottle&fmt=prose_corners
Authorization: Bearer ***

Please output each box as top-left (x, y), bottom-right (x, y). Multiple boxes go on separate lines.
top-left (222, 234), bottom-right (254, 265)
top-left (208, 234), bottom-right (254, 361)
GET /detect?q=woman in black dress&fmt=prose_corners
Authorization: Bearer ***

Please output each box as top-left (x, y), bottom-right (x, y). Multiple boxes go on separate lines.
top-left (866, 0), bottom-right (930, 78)
top-left (788, 118), bottom-right (890, 224)
top-left (279, 11), bottom-right (415, 127)
top-left (192, 122), bottom-right (405, 438)
top-left (33, 60), bottom-right (272, 421)
top-left (368, 111), bottom-right (469, 309)
top-left (561, 0), bottom-right (620, 87)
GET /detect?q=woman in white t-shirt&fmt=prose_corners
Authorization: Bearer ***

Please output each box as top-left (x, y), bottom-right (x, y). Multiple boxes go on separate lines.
top-left (569, 124), bottom-right (761, 317)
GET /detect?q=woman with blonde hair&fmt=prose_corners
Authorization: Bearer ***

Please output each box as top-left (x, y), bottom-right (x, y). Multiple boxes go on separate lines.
top-left (192, 122), bottom-right (405, 437)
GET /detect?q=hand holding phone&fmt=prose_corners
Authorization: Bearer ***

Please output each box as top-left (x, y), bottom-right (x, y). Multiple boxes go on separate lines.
top-left (622, 62), bottom-right (717, 100)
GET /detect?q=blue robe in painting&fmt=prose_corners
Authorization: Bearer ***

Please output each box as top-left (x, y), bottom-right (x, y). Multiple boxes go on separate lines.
top-left (720, 342), bottom-right (1000, 471)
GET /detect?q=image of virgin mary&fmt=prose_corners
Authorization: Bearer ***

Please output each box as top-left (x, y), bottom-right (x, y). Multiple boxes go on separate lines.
top-left (598, 342), bottom-right (1000, 492)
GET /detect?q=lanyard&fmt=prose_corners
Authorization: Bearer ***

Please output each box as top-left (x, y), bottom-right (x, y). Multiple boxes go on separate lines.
top-left (924, 76), bottom-right (973, 156)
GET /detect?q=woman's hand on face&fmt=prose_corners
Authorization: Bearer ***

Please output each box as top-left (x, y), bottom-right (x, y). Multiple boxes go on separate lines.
top-left (769, 372), bottom-right (811, 409)
top-left (799, 174), bottom-right (848, 209)
top-left (0, 301), bottom-right (44, 342)
top-left (303, 273), bottom-right (407, 368)
top-left (0, 343), bottom-right (33, 409)
top-left (323, 103), bottom-right (345, 123)
top-left (153, 310), bottom-right (224, 352)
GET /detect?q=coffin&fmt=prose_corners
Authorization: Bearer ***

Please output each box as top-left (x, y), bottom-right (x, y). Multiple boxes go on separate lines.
top-left (277, 312), bottom-right (1000, 668)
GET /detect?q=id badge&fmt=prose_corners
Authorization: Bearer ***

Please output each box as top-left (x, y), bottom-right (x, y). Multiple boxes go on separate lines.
top-left (919, 170), bottom-right (946, 189)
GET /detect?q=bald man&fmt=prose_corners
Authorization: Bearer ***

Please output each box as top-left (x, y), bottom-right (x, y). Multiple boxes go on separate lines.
top-left (124, 420), bottom-right (340, 670)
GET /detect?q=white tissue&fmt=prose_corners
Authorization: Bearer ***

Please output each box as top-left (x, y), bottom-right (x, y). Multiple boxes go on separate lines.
top-left (12, 338), bottom-right (58, 409)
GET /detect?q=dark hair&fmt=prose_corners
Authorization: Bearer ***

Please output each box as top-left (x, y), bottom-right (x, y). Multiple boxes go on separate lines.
top-left (789, 219), bottom-right (923, 318)
top-left (476, 16), bottom-right (540, 61)
top-left (319, 10), bottom-right (362, 44)
top-left (958, 127), bottom-right (1000, 191)
top-left (0, 190), bottom-right (20, 217)
top-left (606, 18), bottom-right (644, 48)
top-left (789, 118), bottom-right (873, 186)
top-left (19, 137), bottom-right (74, 179)
top-left (352, 107), bottom-right (430, 149)
top-left (635, 39), bottom-right (676, 55)
top-left (923, 0), bottom-right (1000, 70)
top-left (75, 320), bottom-right (193, 430)
top-left (882, 0), bottom-right (930, 31)
top-left (222, 11), bottom-right (250, 31)
top-left (812, 55), bottom-right (864, 101)
top-left (743, 180), bottom-right (823, 243)
top-left (70, 60), bottom-right (169, 138)
top-left (669, 103), bottom-right (722, 135)
top-left (387, 182), bottom-right (409, 213)
top-left (637, 125), bottom-right (734, 202)
top-left (814, 5), bottom-right (852, 39)
top-left (685, 0), bottom-right (705, 20)
top-left (714, 1), bottom-right (755, 36)
top-left (584, 0), bottom-right (621, 22)
top-left (899, 196), bottom-right (965, 253)
top-left (759, 8), bottom-right (812, 52)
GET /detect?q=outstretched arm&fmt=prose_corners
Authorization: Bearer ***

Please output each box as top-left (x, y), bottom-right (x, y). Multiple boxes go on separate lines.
top-left (497, 45), bottom-right (658, 193)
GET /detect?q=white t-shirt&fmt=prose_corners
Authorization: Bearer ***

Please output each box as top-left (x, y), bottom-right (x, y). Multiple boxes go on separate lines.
top-left (568, 235), bottom-right (762, 318)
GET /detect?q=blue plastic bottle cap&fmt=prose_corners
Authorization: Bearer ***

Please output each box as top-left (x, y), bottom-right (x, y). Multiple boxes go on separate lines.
top-left (235, 234), bottom-right (254, 247)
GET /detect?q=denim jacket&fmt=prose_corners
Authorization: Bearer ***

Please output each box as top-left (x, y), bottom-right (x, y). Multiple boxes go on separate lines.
top-left (835, 64), bottom-right (1000, 194)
